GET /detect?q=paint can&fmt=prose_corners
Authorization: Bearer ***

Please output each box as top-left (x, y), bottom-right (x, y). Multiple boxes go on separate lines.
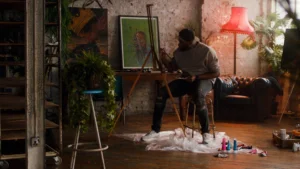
top-left (280, 129), bottom-right (286, 140)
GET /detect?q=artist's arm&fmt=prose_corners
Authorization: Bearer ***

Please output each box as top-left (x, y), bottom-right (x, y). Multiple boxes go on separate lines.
top-left (169, 58), bottom-right (179, 72)
top-left (160, 48), bottom-right (178, 72)
top-left (196, 48), bottom-right (220, 80)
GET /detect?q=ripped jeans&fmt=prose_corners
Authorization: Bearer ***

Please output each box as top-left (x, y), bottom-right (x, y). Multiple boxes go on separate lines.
top-left (152, 79), bottom-right (213, 133)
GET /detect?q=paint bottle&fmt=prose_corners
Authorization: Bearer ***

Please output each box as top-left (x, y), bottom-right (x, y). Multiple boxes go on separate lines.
top-left (233, 138), bottom-right (238, 153)
top-left (222, 138), bottom-right (227, 151)
top-left (226, 140), bottom-right (231, 151)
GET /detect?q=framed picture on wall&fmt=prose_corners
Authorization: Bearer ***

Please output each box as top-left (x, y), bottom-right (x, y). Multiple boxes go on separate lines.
top-left (119, 15), bottom-right (160, 69)
top-left (68, 8), bottom-right (108, 60)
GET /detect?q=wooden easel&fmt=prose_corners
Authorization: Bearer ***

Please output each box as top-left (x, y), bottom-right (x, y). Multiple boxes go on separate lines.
top-left (278, 68), bottom-right (300, 124)
top-left (108, 4), bottom-right (185, 137)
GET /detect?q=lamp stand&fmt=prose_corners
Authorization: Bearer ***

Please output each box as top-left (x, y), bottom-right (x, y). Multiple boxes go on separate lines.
top-left (233, 32), bottom-right (237, 75)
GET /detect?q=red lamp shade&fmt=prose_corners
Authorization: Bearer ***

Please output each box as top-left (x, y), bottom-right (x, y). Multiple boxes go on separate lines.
top-left (221, 7), bottom-right (254, 35)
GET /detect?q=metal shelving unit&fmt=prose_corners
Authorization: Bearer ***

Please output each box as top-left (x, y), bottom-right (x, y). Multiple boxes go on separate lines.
top-left (0, 0), bottom-right (62, 167)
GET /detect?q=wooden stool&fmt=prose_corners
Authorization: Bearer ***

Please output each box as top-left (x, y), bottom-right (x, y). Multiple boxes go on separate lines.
top-left (184, 90), bottom-right (216, 138)
top-left (68, 90), bottom-right (108, 169)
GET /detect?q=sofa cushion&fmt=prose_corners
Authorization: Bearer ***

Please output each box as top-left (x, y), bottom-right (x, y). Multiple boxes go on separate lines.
top-left (222, 95), bottom-right (251, 104)
top-left (233, 77), bottom-right (256, 96)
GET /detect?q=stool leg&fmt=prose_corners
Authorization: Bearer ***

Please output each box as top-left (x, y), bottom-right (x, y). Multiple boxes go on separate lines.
top-left (185, 102), bottom-right (189, 125)
top-left (89, 94), bottom-right (106, 169)
top-left (209, 98), bottom-right (216, 139)
top-left (70, 125), bottom-right (81, 169)
top-left (123, 102), bottom-right (126, 125)
top-left (192, 104), bottom-right (196, 138)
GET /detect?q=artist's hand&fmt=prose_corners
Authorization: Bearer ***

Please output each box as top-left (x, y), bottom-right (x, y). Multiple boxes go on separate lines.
top-left (185, 76), bottom-right (196, 82)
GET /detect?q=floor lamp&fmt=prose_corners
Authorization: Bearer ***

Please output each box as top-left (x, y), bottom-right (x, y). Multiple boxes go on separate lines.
top-left (220, 7), bottom-right (254, 75)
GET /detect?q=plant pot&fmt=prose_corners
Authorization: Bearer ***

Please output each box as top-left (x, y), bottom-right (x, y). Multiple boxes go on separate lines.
top-left (88, 75), bottom-right (104, 90)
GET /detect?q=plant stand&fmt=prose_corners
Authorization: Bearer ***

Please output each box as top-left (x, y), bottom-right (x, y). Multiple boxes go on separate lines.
top-left (67, 90), bottom-right (108, 169)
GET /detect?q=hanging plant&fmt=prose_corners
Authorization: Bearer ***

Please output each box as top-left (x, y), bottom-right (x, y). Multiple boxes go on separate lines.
top-left (241, 12), bottom-right (292, 76)
top-left (64, 51), bottom-right (117, 132)
top-left (241, 36), bottom-right (257, 50)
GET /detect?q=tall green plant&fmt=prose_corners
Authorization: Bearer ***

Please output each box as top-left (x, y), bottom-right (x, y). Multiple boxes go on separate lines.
top-left (64, 51), bottom-right (117, 132)
top-left (61, 0), bottom-right (72, 64)
top-left (241, 13), bottom-right (291, 75)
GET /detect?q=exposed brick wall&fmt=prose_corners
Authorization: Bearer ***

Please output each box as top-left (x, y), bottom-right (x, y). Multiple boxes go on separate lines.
top-left (72, 0), bottom-right (267, 115)
top-left (70, 0), bottom-right (201, 114)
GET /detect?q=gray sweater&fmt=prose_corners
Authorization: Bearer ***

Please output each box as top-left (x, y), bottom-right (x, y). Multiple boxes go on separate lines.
top-left (173, 42), bottom-right (220, 83)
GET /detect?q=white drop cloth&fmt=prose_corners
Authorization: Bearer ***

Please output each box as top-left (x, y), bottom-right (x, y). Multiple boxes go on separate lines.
top-left (115, 128), bottom-right (263, 154)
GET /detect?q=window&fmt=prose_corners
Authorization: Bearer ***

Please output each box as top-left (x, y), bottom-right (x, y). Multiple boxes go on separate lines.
top-left (274, 0), bottom-right (300, 19)
top-left (273, 0), bottom-right (299, 44)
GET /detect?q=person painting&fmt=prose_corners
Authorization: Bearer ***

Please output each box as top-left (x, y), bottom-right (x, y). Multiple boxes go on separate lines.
top-left (142, 29), bottom-right (220, 144)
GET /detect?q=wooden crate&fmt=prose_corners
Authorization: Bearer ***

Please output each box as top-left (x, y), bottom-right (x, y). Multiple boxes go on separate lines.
top-left (273, 131), bottom-right (300, 148)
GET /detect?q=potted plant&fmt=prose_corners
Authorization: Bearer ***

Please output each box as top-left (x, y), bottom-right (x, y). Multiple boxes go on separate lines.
top-left (64, 50), bottom-right (117, 132)
top-left (241, 12), bottom-right (292, 77)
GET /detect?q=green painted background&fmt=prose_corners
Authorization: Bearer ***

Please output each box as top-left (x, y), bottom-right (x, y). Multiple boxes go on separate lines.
top-left (121, 17), bottom-right (159, 68)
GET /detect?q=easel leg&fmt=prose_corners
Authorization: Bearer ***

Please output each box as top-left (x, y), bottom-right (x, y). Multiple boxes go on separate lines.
top-left (163, 75), bottom-right (185, 134)
top-left (278, 69), bottom-right (299, 124)
top-left (109, 48), bottom-right (152, 137)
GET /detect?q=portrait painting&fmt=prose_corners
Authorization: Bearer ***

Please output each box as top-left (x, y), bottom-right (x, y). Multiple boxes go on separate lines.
top-left (68, 7), bottom-right (108, 60)
top-left (119, 16), bottom-right (160, 69)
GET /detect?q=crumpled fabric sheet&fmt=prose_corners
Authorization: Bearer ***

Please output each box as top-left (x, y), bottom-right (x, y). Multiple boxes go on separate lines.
top-left (114, 128), bottom-right (263, 154)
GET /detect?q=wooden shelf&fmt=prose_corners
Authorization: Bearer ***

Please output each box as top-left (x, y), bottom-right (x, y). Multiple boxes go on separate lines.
top-left (1, 112), bottom-right (59, 140)
top-left (46, 81), bottom-right (58, 88)
top-left (0, 151), bottom-right (57, 160)
top-left (0, 95), bottom-right (25, 109)
top-left (1, 130), bottom-right (26, 140)
top-left (0, 61), bottom-right (25, 66)
top-left (1, 112), bottom-right (24, 120)
top-left (46, 1), bottom-right (58, 6)
top-left (0, 78), bottom-right (58, 88)
top-left (0, 21), bottom-right (24, 25)
top-left (2, 119), bottom-right (59, 131)
top-left (45, 22), bottom-right (58, 26)
top-left (0, 77), bottom-right (25, 87)
top-left (0, 1), bottom-right (25, 11)
top-left (0, 96), bottom-right (59, 109)
top-left (0, 43), bottom-right (24, 46)
top-left (45, 101), bottom-right (59, 108)
top-left (0, 0), bottom-right (25, 4)
top-left (0, 54), bottom-right (14, 58)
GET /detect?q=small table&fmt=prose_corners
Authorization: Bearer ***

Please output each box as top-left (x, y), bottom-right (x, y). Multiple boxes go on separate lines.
top-left (109, 71), bottom-right (186, 136)
top-left (115, 71), bottom-right (180, 81)
top-left (116, 71), bottom-right (188, 119)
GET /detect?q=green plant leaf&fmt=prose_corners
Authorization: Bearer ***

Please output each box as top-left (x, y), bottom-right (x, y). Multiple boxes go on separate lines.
top-left (241, 12), bottom-right (292, 76)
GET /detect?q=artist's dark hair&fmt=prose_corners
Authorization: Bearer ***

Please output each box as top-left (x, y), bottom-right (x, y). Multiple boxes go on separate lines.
top-left (179, 29), bottom-right (195, 42)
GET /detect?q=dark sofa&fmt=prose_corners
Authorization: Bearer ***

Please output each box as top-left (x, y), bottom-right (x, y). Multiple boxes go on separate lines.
top-left (213, 76), bottom-right (282, 122)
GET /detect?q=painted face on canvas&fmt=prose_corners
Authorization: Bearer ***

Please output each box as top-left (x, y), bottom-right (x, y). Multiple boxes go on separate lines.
top-left (134, 31), bottom-right (147, 49)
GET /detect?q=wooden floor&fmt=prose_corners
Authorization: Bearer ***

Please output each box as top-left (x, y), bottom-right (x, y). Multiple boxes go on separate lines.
top-left (8, 113), bottom-right (300, 169)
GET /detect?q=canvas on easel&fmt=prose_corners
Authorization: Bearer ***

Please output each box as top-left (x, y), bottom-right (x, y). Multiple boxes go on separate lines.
top-left (119, 15), bottom-right (160, 69)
